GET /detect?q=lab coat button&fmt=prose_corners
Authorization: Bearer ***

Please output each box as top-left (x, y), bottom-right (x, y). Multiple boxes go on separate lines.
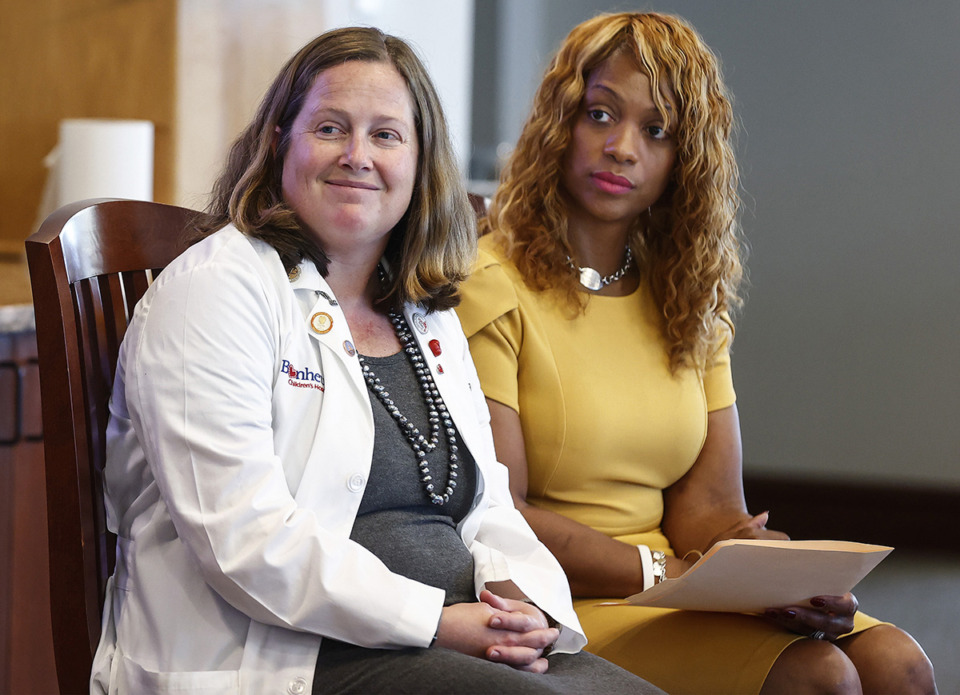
top-left (287, 677), bottom-right (307, 694)
top-left (347, 473), bottom-right (365, 492)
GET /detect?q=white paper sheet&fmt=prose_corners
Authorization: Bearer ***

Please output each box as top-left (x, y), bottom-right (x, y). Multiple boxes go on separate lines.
top-left (617, 539), bottom-right (892, 614)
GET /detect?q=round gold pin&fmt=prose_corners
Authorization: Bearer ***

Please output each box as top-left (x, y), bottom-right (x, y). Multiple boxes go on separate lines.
top-left (287, 265), bottom-right (301, 281)
top-left (310, 312), bottom-right (333, 334)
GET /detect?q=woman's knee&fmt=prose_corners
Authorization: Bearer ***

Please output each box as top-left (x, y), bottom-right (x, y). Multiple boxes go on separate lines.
top-left (839, 625), bottom-right (937, 695)
top-left (762, 639), bottom-right (861, 695)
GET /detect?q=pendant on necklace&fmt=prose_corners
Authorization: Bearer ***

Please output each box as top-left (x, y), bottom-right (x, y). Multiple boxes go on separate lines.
top-left (569, 246), bottom-right (634, 291)
top-left (578, 267), bottom-right (603, 291)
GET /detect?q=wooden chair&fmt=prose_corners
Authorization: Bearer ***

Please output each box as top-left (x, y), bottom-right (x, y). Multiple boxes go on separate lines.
top-left (25, 199), bottom-right (196, 694)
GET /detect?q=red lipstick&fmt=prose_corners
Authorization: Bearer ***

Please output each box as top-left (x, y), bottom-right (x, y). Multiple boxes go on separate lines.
top-left (592, 172), bottom-right (634, 194)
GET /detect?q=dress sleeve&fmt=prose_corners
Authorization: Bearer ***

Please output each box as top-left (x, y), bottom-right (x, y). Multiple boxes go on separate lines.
top-left (456, 250), bottom-right (524, 412)
top-left (704, 313), bottom-right (737, 412)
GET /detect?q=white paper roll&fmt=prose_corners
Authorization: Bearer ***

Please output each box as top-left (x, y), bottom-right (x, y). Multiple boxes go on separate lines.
top-left (56, 119), bottom-right (154, 206)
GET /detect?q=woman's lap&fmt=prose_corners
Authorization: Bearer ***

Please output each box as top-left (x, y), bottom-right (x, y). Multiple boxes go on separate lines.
top-left (575, 599), bottom-right (885, 695)
top-left (313, 639), bottom-right (663, 694)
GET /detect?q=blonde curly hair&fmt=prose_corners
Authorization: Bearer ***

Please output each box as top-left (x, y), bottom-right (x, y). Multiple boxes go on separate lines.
top-left (485, 12), bottom-right (743, 370)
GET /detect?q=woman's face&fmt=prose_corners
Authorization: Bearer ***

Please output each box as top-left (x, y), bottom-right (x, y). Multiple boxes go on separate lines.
top-left (561, 50), bottom-right (677, 237)
top-left (280, 60), bottom-right (418, 261)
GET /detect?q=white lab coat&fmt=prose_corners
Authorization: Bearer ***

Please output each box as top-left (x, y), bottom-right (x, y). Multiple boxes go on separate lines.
top-left (91, 226), bottom-right (586, 695)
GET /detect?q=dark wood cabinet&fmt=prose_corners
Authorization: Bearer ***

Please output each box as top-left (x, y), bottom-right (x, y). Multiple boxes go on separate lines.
top-left (1, 327), bottom-right (58, 694)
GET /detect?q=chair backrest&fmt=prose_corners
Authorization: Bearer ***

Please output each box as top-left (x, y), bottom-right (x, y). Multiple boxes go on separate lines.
top-left (467, 192), bottom-right (488, 220)
top-left (25, 199), bottom-right (196, 694)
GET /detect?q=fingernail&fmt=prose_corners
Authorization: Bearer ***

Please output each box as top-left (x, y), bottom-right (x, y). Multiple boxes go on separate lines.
top-left (784, 610), bottom-right (797, 619)
top-left (491, 617), bottom-right (501, 627)
top-left (490, 650), bottom-right (500, 659)
top-left (810, 597), bottom-right (826, 608)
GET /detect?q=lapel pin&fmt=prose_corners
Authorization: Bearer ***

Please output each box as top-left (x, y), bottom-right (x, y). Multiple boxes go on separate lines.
top-left (318, 290), bottom-right (338, 306)
top-left (342, 340), bottom-right (356, 356)
top-left (428, 339), bottom-right (442, 356)
top-left (412, 313), bottom-right (429, 334)
top-left (287, 266), bottom-right (301, 281)
top-left (310, 312), bottom-right (333, 334)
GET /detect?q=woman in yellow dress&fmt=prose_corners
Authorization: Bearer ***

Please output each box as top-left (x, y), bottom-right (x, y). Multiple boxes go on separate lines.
top-left (456, 11), bottom-right (937, 694)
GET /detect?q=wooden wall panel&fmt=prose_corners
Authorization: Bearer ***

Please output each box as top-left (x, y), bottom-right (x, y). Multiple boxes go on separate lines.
top-left (0, 0), bottom-right (177, 254)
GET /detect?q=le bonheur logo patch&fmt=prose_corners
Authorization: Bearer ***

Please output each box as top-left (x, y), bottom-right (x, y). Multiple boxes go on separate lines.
top-left (281, 360), bottom-right (324, 391)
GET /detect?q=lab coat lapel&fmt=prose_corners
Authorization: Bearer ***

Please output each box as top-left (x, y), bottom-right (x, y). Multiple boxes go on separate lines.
top-left (288, 262), bottom-right (368, 403)
top-left (288, 264), bottom-right (374, 524)
top-left (401, 306), bottom-right (475, 463)
top-left (402, 306), bottom-right (490, 539)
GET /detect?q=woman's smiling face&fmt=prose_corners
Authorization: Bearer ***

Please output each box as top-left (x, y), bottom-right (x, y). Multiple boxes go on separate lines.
top-left (280, 59), bottom-right (419, 261)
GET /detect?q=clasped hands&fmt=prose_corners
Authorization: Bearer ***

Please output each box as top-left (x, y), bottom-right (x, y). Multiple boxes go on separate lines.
top-left (435, 589), bottom-right (559, 673)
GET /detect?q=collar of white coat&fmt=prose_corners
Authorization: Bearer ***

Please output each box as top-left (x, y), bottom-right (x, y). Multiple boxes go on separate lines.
top-left (288, 256), bottom-right (452, 386)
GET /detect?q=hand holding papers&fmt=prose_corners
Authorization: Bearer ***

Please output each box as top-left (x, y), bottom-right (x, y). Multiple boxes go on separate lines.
top-left (620, 539), bottom-right (892, 614)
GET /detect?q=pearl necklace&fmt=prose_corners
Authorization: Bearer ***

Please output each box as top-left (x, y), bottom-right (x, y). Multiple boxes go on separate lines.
top-left (567, 246), bottom-right (634, 291)
top-left (357, 309), bottom-right (459, 506)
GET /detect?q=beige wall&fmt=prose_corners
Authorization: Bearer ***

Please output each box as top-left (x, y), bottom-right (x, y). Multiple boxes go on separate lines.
top-left (174, 0), bottom-right (327, 209)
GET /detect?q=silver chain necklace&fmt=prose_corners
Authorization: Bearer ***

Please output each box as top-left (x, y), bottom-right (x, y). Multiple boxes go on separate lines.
top-left (357, 307), bottom-right (460, 506)
top-left (567, 246), bottom-right (634, 291)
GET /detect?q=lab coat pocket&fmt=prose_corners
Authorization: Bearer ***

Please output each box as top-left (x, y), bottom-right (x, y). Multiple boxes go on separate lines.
top-left (119, 655), bottom-right (239, 694)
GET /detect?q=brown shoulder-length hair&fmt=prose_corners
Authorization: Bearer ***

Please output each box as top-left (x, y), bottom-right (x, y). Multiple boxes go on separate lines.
top-left (486, 12), bottom-right (743, 369)
top-left (191, 26), bottom-right (475, 312)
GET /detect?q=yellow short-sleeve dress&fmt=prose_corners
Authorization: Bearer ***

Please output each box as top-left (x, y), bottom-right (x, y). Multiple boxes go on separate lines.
top-left (456, 235), bottom-right (882, 695)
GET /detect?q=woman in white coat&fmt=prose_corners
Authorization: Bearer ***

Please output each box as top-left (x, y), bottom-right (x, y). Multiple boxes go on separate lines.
top-left (92, 27), bottom-right (660, 695)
